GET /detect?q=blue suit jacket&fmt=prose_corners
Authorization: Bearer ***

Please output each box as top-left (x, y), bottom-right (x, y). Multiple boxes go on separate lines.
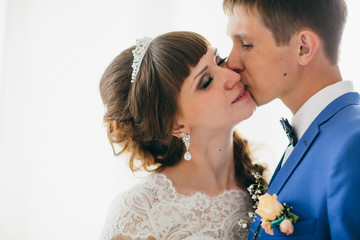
top-left (249, 92), bottom-right (360, 240)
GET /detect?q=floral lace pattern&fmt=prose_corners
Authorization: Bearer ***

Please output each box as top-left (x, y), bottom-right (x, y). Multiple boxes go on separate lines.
top-left (100, 173), bottom-right (252, 240)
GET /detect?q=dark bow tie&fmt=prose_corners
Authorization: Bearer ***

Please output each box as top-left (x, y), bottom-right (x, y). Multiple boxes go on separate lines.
top-left (280, 118), bottom-right (298, 147)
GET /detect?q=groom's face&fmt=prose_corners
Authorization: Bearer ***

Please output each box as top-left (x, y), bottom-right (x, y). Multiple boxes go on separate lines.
top-left (226, 5), bottom-right (298, 106)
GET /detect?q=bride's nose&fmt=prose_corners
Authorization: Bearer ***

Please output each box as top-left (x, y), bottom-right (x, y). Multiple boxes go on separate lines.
top-left (224, 68), bottom-right (241, 90)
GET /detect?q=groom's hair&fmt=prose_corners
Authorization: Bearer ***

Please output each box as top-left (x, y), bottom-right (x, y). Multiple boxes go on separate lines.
top-left (223, 0), bottom-right (347, 65)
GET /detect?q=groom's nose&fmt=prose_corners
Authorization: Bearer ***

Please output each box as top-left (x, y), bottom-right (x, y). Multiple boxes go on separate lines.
top-left (227, 48), bottom-right (245, 73)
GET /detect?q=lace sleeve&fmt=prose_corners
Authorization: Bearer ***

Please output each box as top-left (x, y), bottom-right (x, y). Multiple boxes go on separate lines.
top-left (100, 189), bottom-right (156, 240)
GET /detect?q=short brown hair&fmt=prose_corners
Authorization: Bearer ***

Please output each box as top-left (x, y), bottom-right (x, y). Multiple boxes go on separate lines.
top-left (223, 0), bottom-right (347, 64)
top-left (100, 31), bottom-right (265, 188)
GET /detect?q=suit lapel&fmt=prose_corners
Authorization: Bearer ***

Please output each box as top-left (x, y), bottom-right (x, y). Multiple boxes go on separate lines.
top-left (268, 123), bottom-right (319, 194)
top-left (269, 92), bottom-right (360, 195)
top-left (249, 92), bottom-right (360, 239)
top-left (268, 146), bottom-right (287, 186)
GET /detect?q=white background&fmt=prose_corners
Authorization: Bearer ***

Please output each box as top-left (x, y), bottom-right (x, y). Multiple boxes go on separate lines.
top-left (0, 0), bottom-right (359, 239)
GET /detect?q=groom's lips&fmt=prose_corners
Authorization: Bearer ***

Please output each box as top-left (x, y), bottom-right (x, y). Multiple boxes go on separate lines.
top-left (232, 88), bottom-right (247, 104)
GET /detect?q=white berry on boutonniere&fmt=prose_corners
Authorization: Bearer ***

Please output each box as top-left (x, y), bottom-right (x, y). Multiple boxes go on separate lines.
top-left (238, 173), bottom-right (299, 237)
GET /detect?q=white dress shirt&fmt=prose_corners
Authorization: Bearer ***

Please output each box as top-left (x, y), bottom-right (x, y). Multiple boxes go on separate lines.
top-left (282, 81), bottom-right (355, 166)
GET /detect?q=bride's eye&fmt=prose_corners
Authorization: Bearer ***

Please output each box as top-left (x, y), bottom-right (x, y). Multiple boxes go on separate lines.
top-left (215, 55), bottom-right (227, 66)
top-left (199, 74), bottom-right (213, 89)
top-left (217, 56), bottom-right (227, 66)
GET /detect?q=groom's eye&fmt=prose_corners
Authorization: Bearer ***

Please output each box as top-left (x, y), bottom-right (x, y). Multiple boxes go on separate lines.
top-left (242, 43), bottom-right (253, 50)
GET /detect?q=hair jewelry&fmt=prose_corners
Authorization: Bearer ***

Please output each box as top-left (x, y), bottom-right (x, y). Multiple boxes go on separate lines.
top-left (131, 37), bottom-right (152, 83)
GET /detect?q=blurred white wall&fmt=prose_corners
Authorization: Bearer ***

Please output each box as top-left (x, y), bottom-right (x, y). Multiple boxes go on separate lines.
top-left (0, 0), bottom-right (7, 109)
top-left (0, 0), bottom-right (358, 239)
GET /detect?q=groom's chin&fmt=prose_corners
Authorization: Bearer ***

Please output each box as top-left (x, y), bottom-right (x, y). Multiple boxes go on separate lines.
top-left (254, 97), bottom-right (276, 107)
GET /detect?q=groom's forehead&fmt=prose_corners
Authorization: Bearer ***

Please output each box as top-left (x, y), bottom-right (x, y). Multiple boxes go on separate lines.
top-left (227, 6), bottom-right (266, 30)
top-left (227, 15), bottom-right (271, 41)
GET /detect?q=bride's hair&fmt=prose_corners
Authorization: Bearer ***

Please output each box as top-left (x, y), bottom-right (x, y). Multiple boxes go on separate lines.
top-left (99, 31), bottom-right (265, 189)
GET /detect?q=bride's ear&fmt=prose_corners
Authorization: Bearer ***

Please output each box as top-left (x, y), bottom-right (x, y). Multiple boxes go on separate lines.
top-left (172, 122), bottom-right (190, 138)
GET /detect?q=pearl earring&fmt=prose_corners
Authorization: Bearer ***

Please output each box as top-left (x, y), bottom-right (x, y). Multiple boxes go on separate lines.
top-left (180, 133), bottom-right (191, 161)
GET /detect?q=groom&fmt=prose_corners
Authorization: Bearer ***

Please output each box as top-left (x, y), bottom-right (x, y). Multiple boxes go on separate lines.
top-left (223, 0), bottom-right (360, 239)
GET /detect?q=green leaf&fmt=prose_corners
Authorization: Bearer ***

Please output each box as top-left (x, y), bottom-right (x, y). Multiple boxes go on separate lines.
top-left (287, 212), bottom-right (299, 223)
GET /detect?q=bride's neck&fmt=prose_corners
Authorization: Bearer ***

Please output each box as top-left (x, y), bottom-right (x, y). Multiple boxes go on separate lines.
top-left (162, 130), bottom-right (238, 195)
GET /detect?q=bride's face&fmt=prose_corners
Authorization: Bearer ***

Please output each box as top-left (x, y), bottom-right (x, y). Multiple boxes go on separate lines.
top-left (175, 47), bottom-right (256, 131)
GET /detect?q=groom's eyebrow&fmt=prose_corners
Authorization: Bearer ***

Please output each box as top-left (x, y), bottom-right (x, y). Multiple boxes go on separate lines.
top-left (230, 33), bottom-right (250, 40)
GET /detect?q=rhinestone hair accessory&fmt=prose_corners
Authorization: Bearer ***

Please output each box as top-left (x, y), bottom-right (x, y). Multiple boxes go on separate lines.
top-left (131, 37), bottom-right (152, 83)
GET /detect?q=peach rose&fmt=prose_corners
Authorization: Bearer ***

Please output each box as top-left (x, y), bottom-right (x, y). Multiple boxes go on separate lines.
top-left (280, 218), bottom-right (294, 235)
top-left (261, 219), bottom-right (274, 235)
top-left (255, 193), bottom-right (284, 220)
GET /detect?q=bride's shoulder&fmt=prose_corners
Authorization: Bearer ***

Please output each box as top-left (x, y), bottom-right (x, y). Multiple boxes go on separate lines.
top-left (100, 173), bottom-right (169, 240)
top-left (109, 173), bottom-right (174, 209)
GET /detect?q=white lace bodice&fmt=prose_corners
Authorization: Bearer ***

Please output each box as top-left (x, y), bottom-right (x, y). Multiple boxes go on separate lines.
top-left (100, 173), bottom-right (252, 240)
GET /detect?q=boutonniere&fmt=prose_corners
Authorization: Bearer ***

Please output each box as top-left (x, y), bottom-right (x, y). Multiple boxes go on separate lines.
top-left (238, 173), bottom-right (299, 236)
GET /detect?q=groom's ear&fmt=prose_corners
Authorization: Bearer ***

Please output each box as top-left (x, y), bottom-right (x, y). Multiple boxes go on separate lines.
top-left (296, 30), bottom-right (319, 66)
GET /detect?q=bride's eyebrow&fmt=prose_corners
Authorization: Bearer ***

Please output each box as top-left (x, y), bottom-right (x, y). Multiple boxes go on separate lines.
top-left (190, 65), bottom-right (208, 92)
top-left (194, 66), bottom-right (208, 81)
top-left (191, 49), bottom-right (217, 90)
top-left (194, 49), bottom-right (217, 80)
top-left (213, 48), bottom-right (219, 62)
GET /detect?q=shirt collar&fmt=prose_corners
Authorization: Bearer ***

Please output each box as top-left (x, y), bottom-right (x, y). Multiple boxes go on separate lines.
top-left (291, 81), bottom-right (354, 140)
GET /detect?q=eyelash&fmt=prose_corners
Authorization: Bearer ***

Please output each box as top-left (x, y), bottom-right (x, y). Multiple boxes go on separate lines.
top-left (217, 57), bottom-right (227, 66)
top-left (242, 44), bottom-right (253, 50)
top-left (201, 76), bottom-right (213, 89)
top-left (200, 57), bottom-right (227, 89)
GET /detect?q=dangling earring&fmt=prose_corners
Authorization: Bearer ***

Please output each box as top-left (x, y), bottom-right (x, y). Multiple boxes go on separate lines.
top-left (180, 133), bottom-right (191, 161)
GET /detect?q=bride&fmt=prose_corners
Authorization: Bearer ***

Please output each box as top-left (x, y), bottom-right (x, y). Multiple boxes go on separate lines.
top-left (99, 31), bottom-right (266, 240)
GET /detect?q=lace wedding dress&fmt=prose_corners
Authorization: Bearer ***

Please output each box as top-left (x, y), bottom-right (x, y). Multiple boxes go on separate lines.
top-left (100, 173), bottom-right (252, 240)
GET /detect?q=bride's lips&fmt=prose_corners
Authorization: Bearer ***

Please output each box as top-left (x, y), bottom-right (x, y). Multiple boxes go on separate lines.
top-left (231, 88), bottom-right (249, 104)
